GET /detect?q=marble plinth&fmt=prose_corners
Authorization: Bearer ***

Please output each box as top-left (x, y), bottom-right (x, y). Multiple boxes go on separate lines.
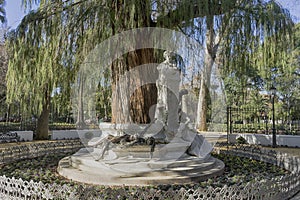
top-left (58, 146), bottom-right (224, 186)
top-left (58, 122), bottom-right (224, 185)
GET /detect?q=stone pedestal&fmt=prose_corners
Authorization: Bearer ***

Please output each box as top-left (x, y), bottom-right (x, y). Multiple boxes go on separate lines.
top-left (58, 123), bottom-right (224, 186)
top-left (58, 147), bottom-right (224, 186)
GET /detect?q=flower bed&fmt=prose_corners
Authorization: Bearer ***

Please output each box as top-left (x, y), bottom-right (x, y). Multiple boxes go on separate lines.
top-left (0, 152), bottom-right (75, 185)
top-left (0, 151), bottom-right (289, 197)
top-left (0, 140), bottom-right (299, 199)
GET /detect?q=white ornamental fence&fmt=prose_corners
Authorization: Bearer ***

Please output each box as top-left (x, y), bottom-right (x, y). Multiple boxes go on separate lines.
top-left (0, 140), bottom-right (299, 199)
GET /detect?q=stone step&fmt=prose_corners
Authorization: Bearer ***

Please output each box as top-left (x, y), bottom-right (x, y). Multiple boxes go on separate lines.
top-left (119, 161), bottom-right (224, 185)
top-left (122, 158), bottom-right (220, 178)
top-left (111, 142), bottom-right (191, 159)
top-left (149, 155), bottom-right (211, 168)
top-left (103, 154), bottom-right (211, 167)
top-left (58, 154), bottom-right (224, 186)
top-left (70, 152), bottom-right (217, 175)
top-left (58, 156), bottom-right (224, 186)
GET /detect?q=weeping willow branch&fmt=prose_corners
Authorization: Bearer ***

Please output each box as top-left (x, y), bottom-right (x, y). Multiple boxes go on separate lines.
top-left (156, 0), bottom-right (238, 28)
top-left (6, 0), bottom-right (296, 133)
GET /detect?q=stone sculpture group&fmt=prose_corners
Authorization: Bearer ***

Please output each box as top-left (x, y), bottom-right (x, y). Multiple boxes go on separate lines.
top-left (58, 51), bottom-right (224, 185)
top-left (90, 51), bottom-right (212, 160)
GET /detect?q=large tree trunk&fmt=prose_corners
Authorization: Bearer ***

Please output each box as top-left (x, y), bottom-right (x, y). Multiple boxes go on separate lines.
top-left (36, 90), bottom-right (50, 140)
top-left (111, 49), bottom-right (158, 124)
top-left (110, 1), bottom-right (158, 124)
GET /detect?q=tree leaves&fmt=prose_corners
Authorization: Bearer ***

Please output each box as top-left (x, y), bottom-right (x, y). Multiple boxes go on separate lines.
top-left (4, 0), bottom-right (297, 127)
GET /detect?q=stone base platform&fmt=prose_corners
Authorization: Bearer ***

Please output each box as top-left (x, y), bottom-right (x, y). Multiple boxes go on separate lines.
top-left (58, 147), bottom-right (224, 186)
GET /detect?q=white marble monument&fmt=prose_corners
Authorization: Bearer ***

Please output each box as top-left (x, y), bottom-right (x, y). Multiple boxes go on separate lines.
top-left (58, 51), bottom-right (224, 185)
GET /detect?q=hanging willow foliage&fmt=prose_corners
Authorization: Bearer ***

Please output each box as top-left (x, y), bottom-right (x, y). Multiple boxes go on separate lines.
top-left (5, 0), bottom-right (295, 133)
top-left (219, 0), bottom-right (294, 81)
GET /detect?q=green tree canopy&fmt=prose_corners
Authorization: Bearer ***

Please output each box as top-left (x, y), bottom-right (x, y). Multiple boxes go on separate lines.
top-left (5, 0), bottom-right (296, 137)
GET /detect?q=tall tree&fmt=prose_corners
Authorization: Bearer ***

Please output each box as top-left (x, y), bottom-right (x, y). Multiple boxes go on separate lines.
top-left (190, 0), bottom-right (294, 130)
top-left (6, 0), bottom-right (295, 138)
top-left (6, 8), bottom-right (72, 139)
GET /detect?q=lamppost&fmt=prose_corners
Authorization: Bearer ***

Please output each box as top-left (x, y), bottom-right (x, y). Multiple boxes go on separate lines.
top-left (270, 85), bottom-right (277, 148)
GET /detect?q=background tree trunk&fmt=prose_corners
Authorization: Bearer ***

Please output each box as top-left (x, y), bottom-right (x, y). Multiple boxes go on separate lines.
top-left (36, 90), bottom-right (50, 140)
top-left (76, 73), bottom-right (86, 128)
top-left (196, 75), bottom-right (208, 131)
top-left (5, 104), bottom-right (10, 123)
top-left (196, 15), bottom-right (218, 131)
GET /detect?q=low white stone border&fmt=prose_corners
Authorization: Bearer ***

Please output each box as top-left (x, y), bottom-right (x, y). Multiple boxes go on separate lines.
top-left (50, 129), bottom-right (102, 140)
top-left (229, 133), bottom-right (300, 147)
top-left (15, 131), bottom-right (33, 142)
